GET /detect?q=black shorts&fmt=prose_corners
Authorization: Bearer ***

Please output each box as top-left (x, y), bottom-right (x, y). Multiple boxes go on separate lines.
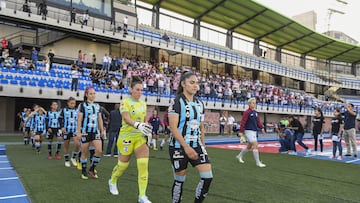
top-left (164, 127), bottom-right (170, 135)
top-left (47, 128), bottom-right (61, 139)
top-left (24, 127), bottom-right (31, 134)
top-left (152, 128), bottom-right (159, 135)
top-left (169, 145), bottom-right (210, 172)
top-left (81, 132), bottom-right (101, 143)
top-left (63, 132), bottom-right (76, 141)
top-left (35, 131), bottom-right (45, 136)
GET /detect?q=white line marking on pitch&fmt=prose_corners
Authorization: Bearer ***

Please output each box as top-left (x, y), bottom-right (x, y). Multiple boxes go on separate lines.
top-left (0, 161), bottom-right (9, 163)
top-left (346, 159), bottom-right (360, 163)
top-left (0, 167), bottom-right (13, 170)
top-left (0, 194), bottom-right (27, 200)
top-left (0, 177), bottom-right (18, 181)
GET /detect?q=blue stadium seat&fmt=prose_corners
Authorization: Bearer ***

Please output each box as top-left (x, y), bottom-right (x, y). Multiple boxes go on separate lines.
top-left (0, 74), bottom-right (3, 79)
top-left (15, 76), bottom-right (22, 80)
top-left (20, 80), bottom-right (27, 86)
top-left (47, 81), bottom-right (54, 88)
top-left (18, 68), bottom-right (25, 74)
top-left (5, 75), bottom-right (13, 80)
top-left (1, 79), bottom-right (9, 84)
top-left (63, 82), bottom-right (70, 89)
top-left (29, 81), bottom-right (36, 87)
top-left (10, 80), bottom-right (18, 85)
top-left (10, 68), bottom-right (17, 73)
top-left (1, 67), bottom-right (8, 72)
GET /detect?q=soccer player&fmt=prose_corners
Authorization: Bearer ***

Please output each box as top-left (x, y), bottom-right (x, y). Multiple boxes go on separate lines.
top-left (236, 98), bottom-right (266, 167)
top-left (109, 76), bottom-right (153, 203)
top-left (46, 101), bottom-right (62, 160)
top-left (27, 106), bottom-right (47, 153)
top-left (329, 108), bottom-right (344, 160)
top-left (60, 97), bottom-right (80, 167)
top-left (312, 108), bottom-right (325, 153)
top-left (148, 109), bottom-right (163, 150)
top-left (23, 108), bottom-right (32, 145)
top-left (168, 71), bottom-right (213, 203)
top-left (77, 87), bottom-right (105, 179)
top-left (160, 110), bottom-right (170, 150)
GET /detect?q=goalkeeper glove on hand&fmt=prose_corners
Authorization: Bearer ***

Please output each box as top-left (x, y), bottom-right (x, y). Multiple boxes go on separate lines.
top-left (143, 133), bottom-right (152, 146)
top-left (134, 122), bottom-right (153, 135)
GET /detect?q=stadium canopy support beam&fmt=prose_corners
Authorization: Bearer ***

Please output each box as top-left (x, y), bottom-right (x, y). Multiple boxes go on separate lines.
top-left (151, 1), bottom-right (162, 29)
top-left (275, 47), bottom-right (282, 63)
top-left (300, 54), bottom-right (306, 69)
top-left (226, 30), bottom-right (233, 49)
top-left (303, 41), bottom-right (335, 55)
top-left (193, 18), bottom-right (201, 41)
top-left (229, 9), bottom-right (267, 31)
top-left (253, 39), bottom-right (261, 57)
top-left (278, 32), bottom-right (314, 48)
top-left (327, 47), bottom-right (357, 61)
top-left (196, 0), bottom-right (227, 20)
top-left (256, 22), bottom-right (294, 40)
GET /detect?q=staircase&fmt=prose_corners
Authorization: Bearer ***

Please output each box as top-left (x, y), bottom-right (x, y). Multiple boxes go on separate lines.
top-left (324, 86), bottom-right (343, 102)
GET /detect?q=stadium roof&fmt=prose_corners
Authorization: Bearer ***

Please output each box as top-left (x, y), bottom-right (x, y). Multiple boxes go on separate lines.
top-left (139, 0), bottom-right (360, 64)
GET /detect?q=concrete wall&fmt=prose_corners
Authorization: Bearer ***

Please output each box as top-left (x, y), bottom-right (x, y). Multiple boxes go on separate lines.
top-left (39, 37), bottom-right (110, 61)
top-left (0, 97), bottom-right (15, 132)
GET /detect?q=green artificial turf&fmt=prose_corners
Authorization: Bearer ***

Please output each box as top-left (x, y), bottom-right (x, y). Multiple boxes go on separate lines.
top-left (5, 143), bottom-right (360, 203)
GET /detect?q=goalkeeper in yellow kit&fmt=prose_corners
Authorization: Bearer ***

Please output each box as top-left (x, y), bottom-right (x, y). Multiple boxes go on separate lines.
top-left (108, 76), bottom-right (153, 203)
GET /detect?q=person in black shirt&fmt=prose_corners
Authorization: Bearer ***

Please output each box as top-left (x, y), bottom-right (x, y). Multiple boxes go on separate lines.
top-left (311, 108), bottom-right (325, 153)
top-left (287, 115), bottom-right (310, 155)
top-left (343, 103), bottom-right (358, 158)
top-left (104, 104), bottom-right (122, 157)
top-left (48, 49), bottom-right (55, 70)
top-left (329, 108), bottom-right (344, 160)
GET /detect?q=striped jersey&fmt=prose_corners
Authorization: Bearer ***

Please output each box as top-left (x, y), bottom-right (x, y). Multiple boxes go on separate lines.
top-left (47, 111), bottom-right (60, 128)
top-left (78, 102), bottom-right (101, 133)
top-left (60, 107), bottom-right (78, 133)
top-left (25, 116), bottom-right (34, 128)
top-left (168, 93), bottom-right (205, 148)
top-left (33, 112), bottom-right (46, 133)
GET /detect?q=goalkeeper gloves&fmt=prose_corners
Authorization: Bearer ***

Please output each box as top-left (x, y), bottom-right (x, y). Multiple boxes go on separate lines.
top-left (134, 122), bottom-right (153, 135)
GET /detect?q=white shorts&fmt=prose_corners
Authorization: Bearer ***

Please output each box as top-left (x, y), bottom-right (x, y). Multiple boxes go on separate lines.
top-left (244, 130), bottom-right (258, 143)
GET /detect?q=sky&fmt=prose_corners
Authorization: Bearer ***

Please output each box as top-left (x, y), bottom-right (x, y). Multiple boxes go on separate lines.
top-left (136, 0), bottom-right (360, 47)
top-left (257, 0), bottom-right (360, 42)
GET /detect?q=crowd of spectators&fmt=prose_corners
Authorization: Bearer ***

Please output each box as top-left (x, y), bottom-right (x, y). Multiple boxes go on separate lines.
top-left (0, 40), bottom-right (350, 113)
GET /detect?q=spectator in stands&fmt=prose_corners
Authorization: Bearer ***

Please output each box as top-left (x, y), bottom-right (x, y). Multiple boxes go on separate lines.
top-left (343, 103), bottom-right (358, 158)
top-left (82, 10), bottom-right (89, 26)
top-left (123, 16), bottom-right (128, 32)
top-left (14, 47), bottom-right (23, 66)
top-left (162, 33), bottom-right (170, 43)
top-left (48, 49), bottom-right (55, 70)
top-left (39, 0), bottom-right (47, 20)
top-left (1, 37), bottom-right (8, 52)
top-left (23, 0), bottom-right (31, 13)
top-left (77, 50), bottom-right (82, 66)
top-left (70, 8), bottom-right (76, 24)
top-left (82, 53), bottom-right (88, 69)
top-left (102, 53), bottom-right (109, 71)
top-left (44, 56), bottom-right (50, 72)
top-left (71, 65), bottom-right (80, 91)
top-left (18, 56), bottom-right (27, 69)
top-left (108, 54), bottom-right (112, 71)
top-left (27, 59), bottom-right (35, 70)
top-left (92, 54), bottom-right (96, 69)
top-left (31, 47), bottom-right (38, 69)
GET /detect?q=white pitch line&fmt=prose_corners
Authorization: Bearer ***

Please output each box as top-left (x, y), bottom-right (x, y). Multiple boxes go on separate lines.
top-left (346, 159), bottom-right (360, 163)
top-left (0, 161), bottom-right (9, 163)
top-left (0, 194), bottom-right (27, 200)
top-left (0, 177), bottom-right (18, 181)
top-left (0, 167), bottom-right (13, 170)
top-left (304, 154), bottom-right (317, 158)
